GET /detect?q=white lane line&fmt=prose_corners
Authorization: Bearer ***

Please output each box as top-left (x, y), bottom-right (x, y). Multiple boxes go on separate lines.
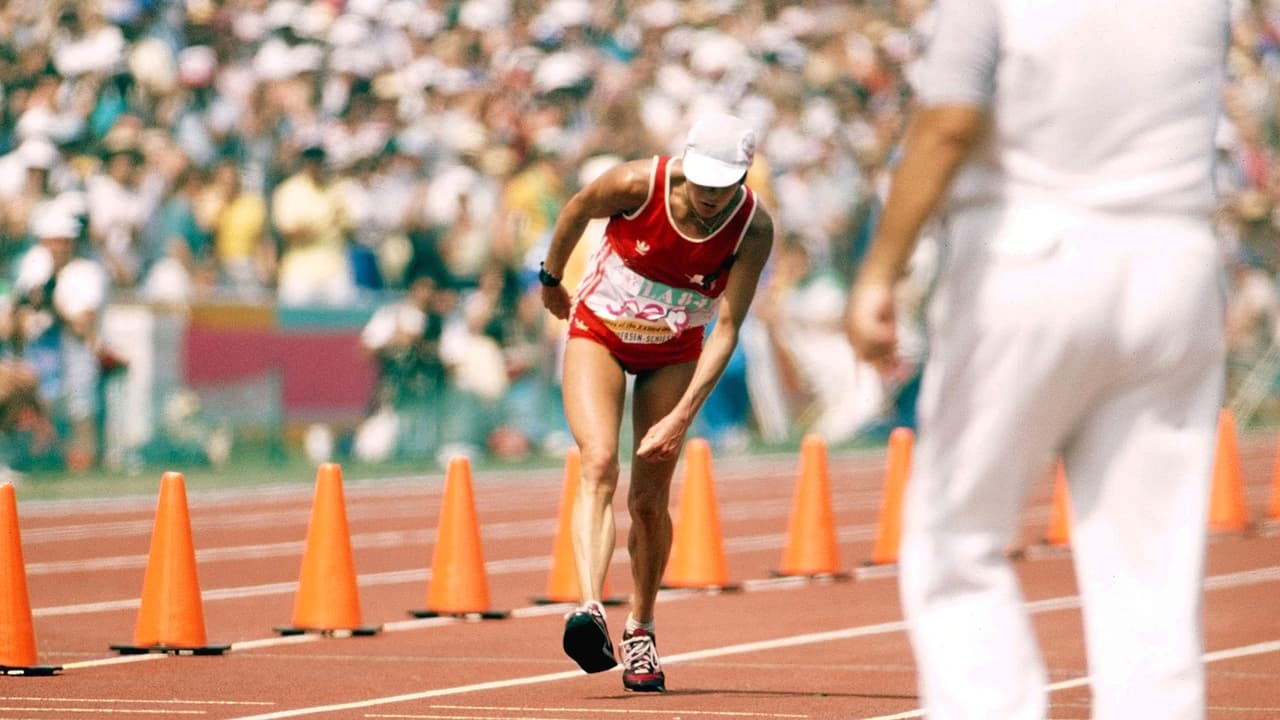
top-left (428, 706), bottom-right (809, 717)
top-left (1, 698), bottom-right (273, 706)
top-left (56, 587), bottom-right (705, 670)
top-left (223, 633), bottom-right (325, 652)
top-left (861, 709), bottom-right (935, 719)
top-left (227, 670), bottom-right (590, 720)
top-left (370, 708), bottom-right (809, 718)
top-left (19, 502), bottom-right (435, 545)
top-left (1203, 639), bottom-right (1280, 664)
top-left (20, 511), bottom-right (549, 548)
top-left (659, 620), bottom-right (907, 666)
top-left (22, 519), bottom-right (861, 577)
top-left (369, 715), bottom-right (587, 720)
top-left (857, 640), bottom-right (1280, 720)
top-left (12, 449), bottom-right (841, 519)
top-left (213, 565), bottom-right (1280, 720)
top-left (21, 489), bottom-right (871, 565)
top-left (59, 654), bottom-right (168, 670)
top-left (0, 708), bottom-right (205, 715)
top-left (30, 524), bottom-right (879, 618)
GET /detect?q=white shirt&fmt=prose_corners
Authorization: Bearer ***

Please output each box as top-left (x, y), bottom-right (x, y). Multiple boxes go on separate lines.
top-left (913, 0), bottom-right (1229, 216)
top-left (361, 301), bottom-right (426, 352)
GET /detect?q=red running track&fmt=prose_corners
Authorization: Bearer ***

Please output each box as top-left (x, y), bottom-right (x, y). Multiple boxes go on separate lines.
top-left (4, 437), bottom-right (1280, 720)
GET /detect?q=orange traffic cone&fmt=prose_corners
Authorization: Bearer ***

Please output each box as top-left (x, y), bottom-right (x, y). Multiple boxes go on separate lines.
top-left (775, 434), bottom-right (846, 578)
top-left (1043, 459), bottom-right (1072, 547)
top-left (111, 472), bottom-right (229, 655)
top-left (531, 448), bottom-right (623, 605)
top-left (1209, 409), bottom-right (1251, 533)
top-left (0, 483), bottom-right (60, 675)
top-left (868, 427), bottom-right (913, 566)
top-left (275, 463), bottom-right (379, 637)
top-left (662, 438), bottom-right (740, 591)
top-left (411, 456), bottom-right (508, 619)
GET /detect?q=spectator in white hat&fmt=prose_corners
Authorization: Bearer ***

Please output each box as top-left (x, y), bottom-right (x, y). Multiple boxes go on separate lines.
top-left (10, 206), bottom-right (109, 473)
top-left (0, 138), bottom-right (61, 276)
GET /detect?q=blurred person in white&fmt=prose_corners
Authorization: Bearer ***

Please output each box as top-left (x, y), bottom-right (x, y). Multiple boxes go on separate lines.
top-left (270, 144), bottom-right (356, 305)
top-left (846, 2), bottom-right (1229, 719)
top-left (436, 261), bottom-right (514, 460)
top-left (354, 271), bottom-right (450, 463)
top-left (49, 3), bottom-right (126, 79)
top-left (768, 101), bottom-right (868, 272)
top-left (494, 268), bottom-right (572, 459)
top-left (0, 138), bottom-right (61, 279)
top-left (10, 207), bottom-right (110, 472)
top-left (85, 137), bottom-right (162, 287)
top-left (424, 133), bottom-right (504, 289)
top-left (760, 236), bottom-right (882, 445)
top-left (1221, 216), bottom-right (1280, 403)
top-left (1226, 248), bottom-right (1280, 333)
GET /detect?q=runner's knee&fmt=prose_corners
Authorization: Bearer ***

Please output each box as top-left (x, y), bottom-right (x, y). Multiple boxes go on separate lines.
top-left (628, 485), bottom-right (671, 526)
top-left (578, 447), bottom-right (620, 489)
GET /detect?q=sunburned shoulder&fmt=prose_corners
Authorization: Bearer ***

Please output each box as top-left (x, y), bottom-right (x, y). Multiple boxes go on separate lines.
top-left (609, 158), bottom-right (657, 194)
top-left (593, 157), bottom-right (657, 212)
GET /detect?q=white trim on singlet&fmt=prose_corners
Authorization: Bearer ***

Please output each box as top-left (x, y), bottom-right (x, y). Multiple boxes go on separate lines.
top-left (665, 162), bottom-right (748, 244)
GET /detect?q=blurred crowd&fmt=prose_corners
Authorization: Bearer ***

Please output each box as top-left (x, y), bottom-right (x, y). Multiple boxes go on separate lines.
top-left (0, 0), bottom-right (1277, 472)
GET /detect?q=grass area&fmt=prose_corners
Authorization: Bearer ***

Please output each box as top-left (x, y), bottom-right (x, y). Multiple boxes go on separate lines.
top-left (7, 445), bottom-right (557, 503)
top-left (9, 444), bottom-right (310, 502)
top-left (5, 426), bottom-right (893, 504)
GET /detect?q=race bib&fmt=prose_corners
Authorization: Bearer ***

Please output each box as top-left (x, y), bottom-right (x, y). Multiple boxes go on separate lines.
top-left (583, 253), bottom-right (717, 344)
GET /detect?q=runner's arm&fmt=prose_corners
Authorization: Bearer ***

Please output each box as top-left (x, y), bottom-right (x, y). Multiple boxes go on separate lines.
top-left (637, 208), bottom-right (775, 461)
top-left (541, 159), bottom-right (654, 319)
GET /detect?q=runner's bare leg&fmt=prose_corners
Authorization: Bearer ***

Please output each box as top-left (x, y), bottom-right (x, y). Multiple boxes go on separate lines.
top-left (561, 338), bottom-right (628, 603)
top-left (628, 360), bottom-right (697, 622)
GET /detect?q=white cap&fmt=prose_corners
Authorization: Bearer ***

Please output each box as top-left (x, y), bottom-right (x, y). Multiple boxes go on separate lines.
top-left (533, 51), bottom-right (589, 93)
top-left (177, 45), bottom-right (217, 87)
top-left (13, 246), bottom-right (54, 295)
top-left (55, 258), bottom-right (110, 317)
top-left (32, 208), bottom-right (80, 240)
top-left (681, 111), bottom-right (756, 188)
top-left (16, 138), bottom-right (58, 170)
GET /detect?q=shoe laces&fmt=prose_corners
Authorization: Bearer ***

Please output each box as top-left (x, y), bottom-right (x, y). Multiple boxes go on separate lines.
top-left (622, 630), bottom-right (661, 674)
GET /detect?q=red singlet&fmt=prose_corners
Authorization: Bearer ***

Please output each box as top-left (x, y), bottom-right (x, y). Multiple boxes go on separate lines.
top-left (568, 156), bottom-right (758, 373)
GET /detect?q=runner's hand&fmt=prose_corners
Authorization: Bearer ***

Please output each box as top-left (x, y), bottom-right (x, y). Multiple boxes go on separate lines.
top-left (636, 413), bottom-right (687, 462)
top-left (542, 285), bottom-right (571, 320)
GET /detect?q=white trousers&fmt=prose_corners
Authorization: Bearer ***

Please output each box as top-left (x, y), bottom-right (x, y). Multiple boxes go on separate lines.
top-left (901, 206), bottom-right (1225, 720)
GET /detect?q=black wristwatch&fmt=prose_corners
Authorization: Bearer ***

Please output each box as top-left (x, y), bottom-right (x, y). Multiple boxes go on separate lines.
top-left (538, 262), bottom-right (561, 288)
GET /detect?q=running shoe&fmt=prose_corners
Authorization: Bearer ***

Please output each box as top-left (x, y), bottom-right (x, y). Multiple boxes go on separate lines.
top-left (562, 603), bottom-right (617, 673)
top-left (620, 627), bottom-right (666, 692)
